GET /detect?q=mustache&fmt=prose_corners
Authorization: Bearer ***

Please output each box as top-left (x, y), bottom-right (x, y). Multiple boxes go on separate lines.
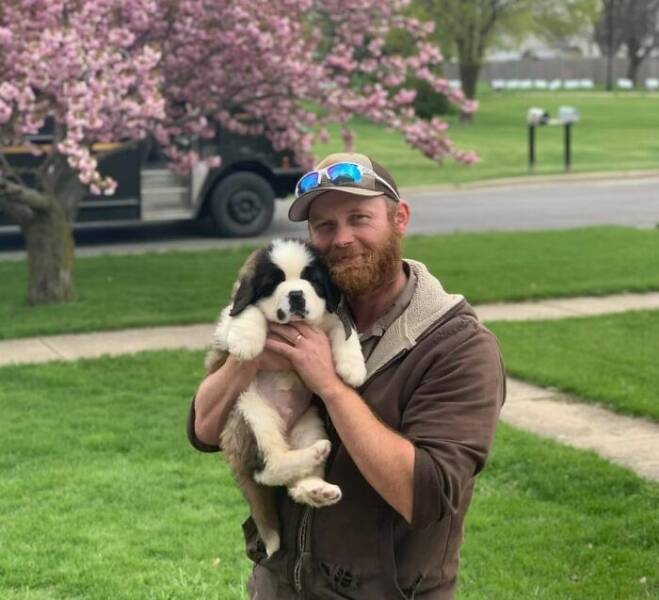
top-left (326, 248), bottom-right (367, 263)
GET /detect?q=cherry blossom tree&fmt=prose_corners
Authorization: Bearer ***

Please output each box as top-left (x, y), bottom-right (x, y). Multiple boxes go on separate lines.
top-left (0, 0), bottom-right (476, 304)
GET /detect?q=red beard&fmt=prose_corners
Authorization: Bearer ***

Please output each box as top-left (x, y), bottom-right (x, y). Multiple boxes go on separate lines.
top-left (325, 226), bottom-right (402, 297)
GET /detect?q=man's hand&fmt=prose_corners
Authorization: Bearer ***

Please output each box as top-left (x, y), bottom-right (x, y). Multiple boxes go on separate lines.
top-left (265, 322), bottom-right (343, 398)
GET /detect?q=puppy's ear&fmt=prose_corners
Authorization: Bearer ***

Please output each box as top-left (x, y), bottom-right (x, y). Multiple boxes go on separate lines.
top-left (325, 274), bottom-right (341, 312)
top-left (229, 277), bottom-right (255, 316)
top-left (322, 267), bottom-right (341, 314)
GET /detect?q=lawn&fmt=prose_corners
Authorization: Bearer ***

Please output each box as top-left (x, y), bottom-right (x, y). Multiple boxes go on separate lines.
top-left (0, 351), bottom-right (657, 599)
top-left (316, 90), bottom-right (659, 186)
top-left (488, 309), bottom-right (659, 422)
top-left (1, 226), bottom-right (658, 340)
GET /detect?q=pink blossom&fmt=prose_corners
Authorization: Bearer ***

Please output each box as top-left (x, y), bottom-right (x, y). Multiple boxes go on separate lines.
top-left (0, 100), bottom-right (11, 124)
top-left (0, 0), bottom-right (477, 201)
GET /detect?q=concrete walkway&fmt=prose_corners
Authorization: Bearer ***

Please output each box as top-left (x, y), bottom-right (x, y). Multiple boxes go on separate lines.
top-left (503, 380), bottom-right (659, 480)
top-left (2, 293), bottom-right (658, 481)
top-left (5, 292), bottom-right (659, 367)
top-left (476, 291), bottom-right (659, 322)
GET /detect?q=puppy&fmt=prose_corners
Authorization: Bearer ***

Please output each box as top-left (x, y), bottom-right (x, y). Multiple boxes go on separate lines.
top-left (205, 238), bottom-right (366, 556)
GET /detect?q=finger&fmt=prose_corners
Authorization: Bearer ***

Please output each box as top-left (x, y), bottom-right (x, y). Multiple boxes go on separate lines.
top-left (268, 323), bottom-right (300, 343)
top-left (292, 322), bottom-right (321, 336)
top-left (266, 332), bottom-right (290, 344)
top-left (265, 337), bottom-right (297, 357)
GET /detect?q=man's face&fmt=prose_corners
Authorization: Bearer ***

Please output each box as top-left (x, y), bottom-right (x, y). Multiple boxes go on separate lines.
top-left (307, 192), bottom-right (409, 296)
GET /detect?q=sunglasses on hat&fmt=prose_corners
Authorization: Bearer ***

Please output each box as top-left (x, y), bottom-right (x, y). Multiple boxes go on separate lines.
top-left (294, 162), bottom-right (400, 201)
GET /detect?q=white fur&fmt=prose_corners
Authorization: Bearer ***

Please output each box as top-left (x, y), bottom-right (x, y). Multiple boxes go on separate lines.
top-left (213, 240), bottom-right (367, 555)
top-left (269, 239), bottom-right (314, 279)
top-left (258, 277), bottom-right (326, 324)
top-left (324, 312), bottom-right (368, 387)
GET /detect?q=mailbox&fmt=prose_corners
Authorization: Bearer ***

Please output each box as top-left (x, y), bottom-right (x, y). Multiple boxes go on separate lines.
top-left (527, 106), bottom-right (578, 172)
top-left (527, 107), bottom-right (550, 126)
top-left (558, 106), bottom-right (580, 124)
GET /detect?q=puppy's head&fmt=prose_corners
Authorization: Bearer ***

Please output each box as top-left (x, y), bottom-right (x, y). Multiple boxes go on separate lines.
top-left (229, 238), bottom-right (340, 323)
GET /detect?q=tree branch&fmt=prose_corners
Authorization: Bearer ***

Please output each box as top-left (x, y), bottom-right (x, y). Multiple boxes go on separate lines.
top-left (0, 192), bottom-right (36, 224)
top-left (0, 178), bottom-right (51, 211)
top-left (0, 152), bottom-right (29, 188)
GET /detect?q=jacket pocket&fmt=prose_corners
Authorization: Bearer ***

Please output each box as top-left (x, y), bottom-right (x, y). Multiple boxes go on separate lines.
top-left (317, 558), bottom-right (361, 595)
top-left (387, 513), bottom-right (453, 598)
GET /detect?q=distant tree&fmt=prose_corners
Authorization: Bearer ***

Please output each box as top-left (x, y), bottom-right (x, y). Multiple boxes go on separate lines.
top-left (594, 0), bottom-right (625, 90)
top-left (595, 0), bottom-right (659, 89)
top-left (525, 0), bottom-right (600, 46)
top-left (620, 0), bottom-right (659, 86)
top-left (411, 0), bottom-right (598, 102)
top-left (413, 0), bottom-right (526, 103)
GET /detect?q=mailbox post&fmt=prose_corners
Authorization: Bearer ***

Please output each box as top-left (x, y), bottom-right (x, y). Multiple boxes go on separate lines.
top-left (527, 108), bottom-right (549, 171)
top-left (527, 106), bottom-right (579, 172)
top-left (558, 106), bottom-right (579, 171)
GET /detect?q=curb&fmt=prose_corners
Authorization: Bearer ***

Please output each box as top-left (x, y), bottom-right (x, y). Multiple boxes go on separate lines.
top-left (399, 168), bottom-right (659, 195)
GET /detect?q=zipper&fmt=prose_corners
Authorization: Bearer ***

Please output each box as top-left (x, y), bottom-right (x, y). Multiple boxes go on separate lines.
top-left (293, 506), bottom-right (313, 594)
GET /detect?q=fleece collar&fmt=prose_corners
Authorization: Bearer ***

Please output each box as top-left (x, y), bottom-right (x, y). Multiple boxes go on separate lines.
top-left (363, 259), bottom-right (464, 380)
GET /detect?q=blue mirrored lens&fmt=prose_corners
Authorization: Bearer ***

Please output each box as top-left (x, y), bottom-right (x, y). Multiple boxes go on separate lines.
top-left (327, 162), bottom-right (362, 186)
top-left (296, 172), bottom-right (320, 195)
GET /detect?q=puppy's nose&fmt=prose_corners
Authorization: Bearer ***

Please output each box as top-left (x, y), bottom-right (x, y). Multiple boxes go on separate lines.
top-left (288, 290), bottom-right (306, 311)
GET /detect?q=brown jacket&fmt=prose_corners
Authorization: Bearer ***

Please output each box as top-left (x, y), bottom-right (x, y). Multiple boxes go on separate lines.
top-left (187, 260), bottom-right (506, 599)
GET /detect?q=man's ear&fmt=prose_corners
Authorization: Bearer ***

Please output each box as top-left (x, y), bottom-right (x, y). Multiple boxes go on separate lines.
top-left (394, 200), bottom-right (410, 235)
top-left (229, 278), bottom-right (255, 316)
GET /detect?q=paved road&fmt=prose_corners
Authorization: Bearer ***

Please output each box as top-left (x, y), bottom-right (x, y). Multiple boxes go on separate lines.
top-left (1, 175), bottom-right (657, 260)
top-left (406, 176), bottom-right (659, 234)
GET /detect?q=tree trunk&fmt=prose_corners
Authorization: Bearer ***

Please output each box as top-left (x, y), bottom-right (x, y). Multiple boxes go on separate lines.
top-left (605, 0), bottom-right (616, 91)
top-left (626, 53), bottom-right (644, 88)
top-left (458, 62), bottom-right (480, 124)
top-left (21, 198), bottom-right (75, 305)
top-left (605, 51), bottom-right (614, 91)
top-left (459, 62), bottom-right (480, 100)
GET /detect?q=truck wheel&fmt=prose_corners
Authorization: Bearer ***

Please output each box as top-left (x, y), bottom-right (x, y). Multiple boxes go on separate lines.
top-left (208, 172), bottom-right (275, 237)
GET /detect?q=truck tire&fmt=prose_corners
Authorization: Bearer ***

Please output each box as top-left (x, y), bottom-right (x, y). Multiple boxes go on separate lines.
top-left (208, 172), bottom-right (275, 237)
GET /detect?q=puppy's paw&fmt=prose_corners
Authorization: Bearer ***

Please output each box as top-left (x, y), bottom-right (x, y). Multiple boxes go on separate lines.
top-left (289, 477), bottom-right (342, 508)
top-left (227, 327), bottom-right (266, 360)
top-left (311, 439), bottom-right (331, 464)
top-left (336, 359), bottom-right (367, 387)
top-left (211, 307), bottom-right (232, 351)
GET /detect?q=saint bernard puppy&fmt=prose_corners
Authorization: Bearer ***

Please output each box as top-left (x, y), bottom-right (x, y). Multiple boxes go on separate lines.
top-left (205, 238), bottom-right (366, 556)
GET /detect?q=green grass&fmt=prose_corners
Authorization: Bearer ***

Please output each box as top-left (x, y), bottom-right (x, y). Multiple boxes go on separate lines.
top-left (461, 424), bottom-right (658, 599)
top-left (0, 351), bottom-right (657, 599)
top-left (2, 226), bottom-right (658, 340)
top-left (316, 90), bottom-right (659, 186)
top-left (488, 309), bottom-right (659, 422)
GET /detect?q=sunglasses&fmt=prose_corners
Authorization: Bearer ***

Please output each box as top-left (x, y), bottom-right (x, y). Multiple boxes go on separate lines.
top-left (295, 162), bottom-right (400, 201)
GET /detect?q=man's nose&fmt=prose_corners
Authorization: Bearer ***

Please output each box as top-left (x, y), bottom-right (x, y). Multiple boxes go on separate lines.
top-left (333, 224), bottom-right (354, 247)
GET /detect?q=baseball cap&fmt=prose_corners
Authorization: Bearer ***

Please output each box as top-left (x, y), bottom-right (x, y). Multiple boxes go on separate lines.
top-left (288, 152), bottom-right (400, 222)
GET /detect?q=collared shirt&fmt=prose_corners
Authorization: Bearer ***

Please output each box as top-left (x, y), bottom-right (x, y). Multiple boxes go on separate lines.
top-left (356, 261), bottom-right (418, 362)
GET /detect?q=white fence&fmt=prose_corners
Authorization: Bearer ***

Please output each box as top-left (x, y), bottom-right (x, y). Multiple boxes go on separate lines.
top-left (443, 57), bottom-right (659, 90)
top-left (488, 76), bottom-right (658, 91)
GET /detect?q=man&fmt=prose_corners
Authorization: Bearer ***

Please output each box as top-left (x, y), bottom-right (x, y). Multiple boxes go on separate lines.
top-left (188, 153), bottom-right (506, 599)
